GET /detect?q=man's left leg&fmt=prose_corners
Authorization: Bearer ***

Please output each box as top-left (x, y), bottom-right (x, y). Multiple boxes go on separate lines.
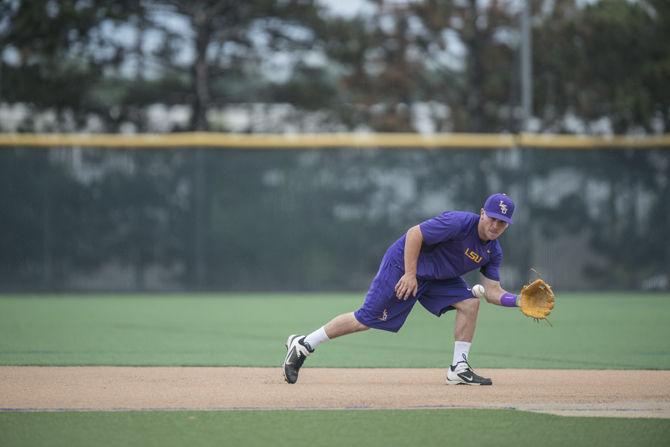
top-left (447, 298), bottom-right (492, 385)
top-left (453, 297), bottom-right (479, 342)
top-left (418, 280), bottom-right (492, 386)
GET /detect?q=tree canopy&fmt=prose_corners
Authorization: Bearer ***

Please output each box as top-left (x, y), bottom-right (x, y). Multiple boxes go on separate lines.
top-left (2, 0), bottom-right (668, 134)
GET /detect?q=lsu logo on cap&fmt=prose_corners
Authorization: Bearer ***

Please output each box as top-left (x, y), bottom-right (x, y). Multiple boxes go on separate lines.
top-left (483, 193), bottom-right (515, 224)
top-left (499, 200), bottom-right (508, 215)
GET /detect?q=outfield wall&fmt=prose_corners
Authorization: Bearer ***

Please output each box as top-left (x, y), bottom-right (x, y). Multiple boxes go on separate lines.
top-left (1, 132), bottom-right (668, 292)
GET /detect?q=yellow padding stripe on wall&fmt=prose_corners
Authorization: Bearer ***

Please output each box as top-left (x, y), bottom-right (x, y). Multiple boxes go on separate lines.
top-left (0, 132), bottom-right (669, 149)
top-left (517, 133), bottom-right (670, 148)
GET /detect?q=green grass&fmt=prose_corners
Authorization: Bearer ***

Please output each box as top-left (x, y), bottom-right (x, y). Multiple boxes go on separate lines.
top-left (0, 293), bottom-right (669, 369)
top-left (1, 294), bottom-right (669, 445)
top-left (1, 409), bottom-right (668, 447)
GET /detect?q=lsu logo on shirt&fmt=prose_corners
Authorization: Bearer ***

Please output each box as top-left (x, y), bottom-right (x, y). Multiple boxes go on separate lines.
top-left (464, 248), bottom-right (483, 264)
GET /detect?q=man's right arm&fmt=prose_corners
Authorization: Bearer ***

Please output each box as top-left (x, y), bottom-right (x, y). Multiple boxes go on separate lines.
top-left (394, 225), bottom-right (423, 300)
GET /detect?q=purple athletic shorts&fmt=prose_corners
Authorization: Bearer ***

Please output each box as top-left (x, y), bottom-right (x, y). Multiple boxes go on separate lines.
top-left (354, 255), bottom-right (475, 333)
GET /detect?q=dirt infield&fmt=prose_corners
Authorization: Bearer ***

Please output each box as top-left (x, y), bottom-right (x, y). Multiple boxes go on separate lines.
top-left (2, 367), bottom-right (669, 418)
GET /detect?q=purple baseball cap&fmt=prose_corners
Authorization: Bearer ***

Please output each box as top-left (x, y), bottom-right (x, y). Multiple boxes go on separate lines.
top-left (483, 193), bottom-right (515, 224)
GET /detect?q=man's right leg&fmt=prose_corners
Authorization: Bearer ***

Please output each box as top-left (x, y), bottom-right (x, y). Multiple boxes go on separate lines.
top-left (323, 312), bottom-right (369, 339)
top-left (284, 259), bottom-right (413, 384)
top-left (283, 313), bottom-right (368, 384)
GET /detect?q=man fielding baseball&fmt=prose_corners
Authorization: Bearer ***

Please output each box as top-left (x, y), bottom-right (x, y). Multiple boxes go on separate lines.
top-left (283, 193), bottom-right (523, 386)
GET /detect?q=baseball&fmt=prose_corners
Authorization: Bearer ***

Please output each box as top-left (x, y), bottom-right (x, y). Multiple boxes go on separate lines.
top-left (472, 284), bottom-right (486, 300)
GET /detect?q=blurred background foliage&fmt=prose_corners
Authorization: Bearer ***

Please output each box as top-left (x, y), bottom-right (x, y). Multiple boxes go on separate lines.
top-left (3, 0), bottom-right (668, 134)
top-left (0, 0), bottom-right (668, 292)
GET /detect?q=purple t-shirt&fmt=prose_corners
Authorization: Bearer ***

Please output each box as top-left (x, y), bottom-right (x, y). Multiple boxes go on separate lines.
top-left (387, 211), bottom-right (503, 281)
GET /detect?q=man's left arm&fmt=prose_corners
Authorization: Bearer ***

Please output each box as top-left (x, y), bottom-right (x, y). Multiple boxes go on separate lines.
top-left (478, 274), bottom-right (556, 320)
top-left (478, 275), bottom-right (519, 307)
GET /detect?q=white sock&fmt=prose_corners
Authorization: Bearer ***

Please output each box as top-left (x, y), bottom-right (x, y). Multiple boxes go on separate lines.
top-left (452, 341), bottom-right (471, 366)
top-left (304, 327), bottom-right (330, 349)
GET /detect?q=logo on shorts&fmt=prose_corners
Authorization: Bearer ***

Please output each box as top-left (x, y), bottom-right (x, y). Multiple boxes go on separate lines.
top-left (499, 200), bottom-right (508, 215)
top-left (464, 248), bottom-right (483, 263)
top-left (380, 309), bottom-right (388, 321)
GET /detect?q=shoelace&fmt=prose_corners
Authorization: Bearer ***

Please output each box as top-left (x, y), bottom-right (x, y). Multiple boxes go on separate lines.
top-left (293, 353), bottom-right (306, 368)
top-left (292, 341), bottom-right (311, 368)
top-left (458, 353), bottom-right (480, 376)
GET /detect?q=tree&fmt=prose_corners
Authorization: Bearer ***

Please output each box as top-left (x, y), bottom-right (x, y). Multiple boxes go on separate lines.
top-left (533, 0), bottom-right (670, 133)
top-left (134, 1), bottom-right (323, 131)
top-left (322, 0), bottom-right (519, 133)
top-left (0, 0), bottom-right (144, 129)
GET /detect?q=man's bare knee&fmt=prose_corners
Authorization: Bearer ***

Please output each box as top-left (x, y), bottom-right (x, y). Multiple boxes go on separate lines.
top-left (353, 319), bottom-right (369, 332)
top-left (324, 312), bottom-right (369, 339)
top-left (455, 297), bottom-right (480, 315)
top-left (347, 313), bottom-right (369, 333)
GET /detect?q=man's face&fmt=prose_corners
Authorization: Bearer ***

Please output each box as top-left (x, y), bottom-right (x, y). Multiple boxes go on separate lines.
top-left (478, 209), bottom-right (509, 241)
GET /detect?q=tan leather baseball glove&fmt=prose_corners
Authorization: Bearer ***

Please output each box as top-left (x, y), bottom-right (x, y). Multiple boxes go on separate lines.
top-left (518, 278), bottom-right (555, 322)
